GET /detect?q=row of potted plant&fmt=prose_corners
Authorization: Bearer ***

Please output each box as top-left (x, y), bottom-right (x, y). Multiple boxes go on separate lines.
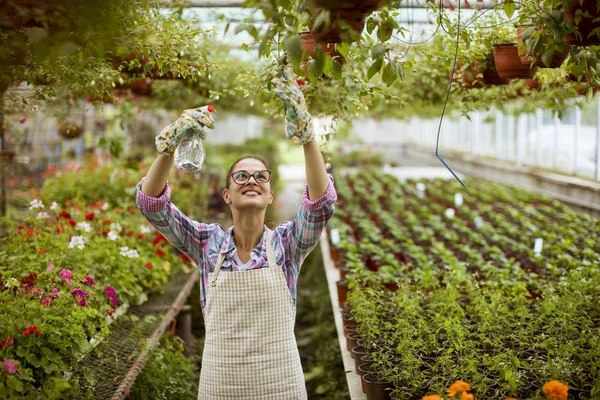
top-left (328, 168), bottom-right (599, 399)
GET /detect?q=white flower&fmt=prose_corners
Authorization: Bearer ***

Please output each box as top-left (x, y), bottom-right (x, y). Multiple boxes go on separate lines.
top-left (68, 236), bottom-right (88, 250)
top-left (101, 202), bottom-right (109, 211)
top-left (76, 222), bottom-right (92, 232)
top-left (37, 212), bottom-right (49, 220)
top-left (110, 223), bottom-right (122, 232)
top-left (140, 225), bottom-right (151, 234)
top-left (107, 231), bottom-right (119, 241)
top-left (119, 246), bottom-right (139, 258)
top-left (29, 199), bottom-right (44, 210)
top-left (50, 202), bottom-right (58, 210)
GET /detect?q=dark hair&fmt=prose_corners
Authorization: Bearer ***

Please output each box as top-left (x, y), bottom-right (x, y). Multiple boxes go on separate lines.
top-left (225, 156), bottom-right (269, 188)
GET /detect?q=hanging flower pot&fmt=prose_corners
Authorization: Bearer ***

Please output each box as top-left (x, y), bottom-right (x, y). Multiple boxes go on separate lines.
top-left (313, 0), bottom-right (383, 12)
top-left (517, 25), bottom-right (570, 68)
top-left (58, 121), bottom-right (83, 140)
top-left (492, 43), bottom-right (538, 79)
top-left (310, 9), bottom-right (368, 43)
top-left (563, 0), bottom-right (600, 46)
top-left (128, 78), bottom-right (152, 97)
top-left (452, 60), bottom-right (509, 88)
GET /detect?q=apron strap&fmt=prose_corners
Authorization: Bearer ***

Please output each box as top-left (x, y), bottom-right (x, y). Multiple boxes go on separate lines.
top-left (266, 229), bottom-right (277, 268)
top-left (210, 252), bottom-right (226, 287)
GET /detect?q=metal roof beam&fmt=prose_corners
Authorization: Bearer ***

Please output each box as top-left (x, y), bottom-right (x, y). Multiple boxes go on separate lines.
top-left (159, 0), bottom-right (515, 9)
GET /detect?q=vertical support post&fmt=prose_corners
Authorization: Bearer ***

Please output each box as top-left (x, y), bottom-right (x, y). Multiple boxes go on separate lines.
top-left (0, 87), bottom-right (6, 217)
top-left (472, 111), bottom-right (479, 156)
top-left (516, 114), bottom-right (525, 168)
top-left (536, 109), bottom-right (543, 167)
top-left (596, 98), bottom-right (600, 181)
top-left (553, 113), bottom-right (560, 171)
top-left (507, 114), bottom-right (515, 162)
top-left (574, 106), bottom-right (581, 176)
top-left (178, 308), bottom-right (192, 358)
top-left (495, 111), bottom-right (502, 160)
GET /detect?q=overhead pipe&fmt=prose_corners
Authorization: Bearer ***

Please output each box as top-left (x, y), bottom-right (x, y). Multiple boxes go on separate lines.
top-left (159, 0), bottom-right (518, 9)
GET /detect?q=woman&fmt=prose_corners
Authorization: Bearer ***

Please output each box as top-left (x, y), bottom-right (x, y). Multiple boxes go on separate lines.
top-left (136, 68), bottom-right (337, 399)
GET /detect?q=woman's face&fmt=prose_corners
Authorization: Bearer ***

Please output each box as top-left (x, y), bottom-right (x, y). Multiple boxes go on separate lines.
top-left (223, 159), bottom-right (274, 211)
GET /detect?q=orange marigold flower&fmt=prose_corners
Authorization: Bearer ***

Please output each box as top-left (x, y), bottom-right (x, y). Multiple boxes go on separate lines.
top-left (422, 396), bottom-right (443, 400)
top-left (446, 381), bottom-right (471, 397)
top-left (543, 380), bottom-right (569, 400)
top-left (461, 392), bottom-right (474, 400)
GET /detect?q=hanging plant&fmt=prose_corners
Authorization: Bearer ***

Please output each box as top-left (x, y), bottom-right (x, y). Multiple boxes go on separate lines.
top-left (57, 120), bottom-right (83, 140)
top-left (563, 0), bottom-right (600, 46)
top-left (516, 25), bottom-right (570, 68)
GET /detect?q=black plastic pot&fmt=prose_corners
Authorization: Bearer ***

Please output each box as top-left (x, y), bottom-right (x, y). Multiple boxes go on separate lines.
top-left (364, 372), bottom-right (393, 400)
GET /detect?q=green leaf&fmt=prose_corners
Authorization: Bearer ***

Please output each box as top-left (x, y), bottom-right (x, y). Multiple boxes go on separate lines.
top-left (332, 59), bottom-right (342, 79)
top-left (335, 42), bottom-right (349, 59)
top-left (367, 59), bottom-right (384, 80)
top-left (284, 14), bottom-right (297, 28)
top-left (312, 10), bottom-right (330, 31)
top-left (504, 0), bottom-right (516, 19)
top-left (522, 26), bottom-right (535, 41)
top-left (143, 61), bottom-right (154, 74)
top-left (366, 17), bottom-right (378, 34)
top-left (541, 48), bottom-right (555, 67)
top-left (511, 356), bottom-right (520, 369)
top-left (308, 59), bottom-right (323, 79)
top-left (284, 35), bottom-right (302, 62)
top-left (377, 21), bottom-right (395, 42)
top-left (322, 55), bottom-right (331, 75)
top-left (371, 43), bottom-right (390, 60)
top-left (314, 46), bottom-right (326, 71)
top-left (382, 61), bottom-right (398, 86)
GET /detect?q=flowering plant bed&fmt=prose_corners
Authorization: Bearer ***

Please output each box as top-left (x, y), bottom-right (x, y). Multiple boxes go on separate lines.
top-left (0, 198), bottom-right (184, 397)
top-left (329, 168), bottom-right (599, 399)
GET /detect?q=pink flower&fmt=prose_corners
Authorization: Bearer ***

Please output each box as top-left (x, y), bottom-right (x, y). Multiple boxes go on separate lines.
top-left (41, 297), bottom-right (52, 307)
top-left (80, 275), bottom-right (95, 286)
top-left (19, 115), bottom-right (28, 124)
top-left (104, 286), bottom-right (118, 306)
top-left (47, 263), bottom-right (54, 272)
top-left (59, 269), bottom-right (73, 281)
top-left (49, 288), bottom-right (60, 299)
top-left (76, 298), bottom-right (87, 307)
top-left (3, 359), bottom-right (20, 374)
top-left (71, 288), bottom-right (88, 298)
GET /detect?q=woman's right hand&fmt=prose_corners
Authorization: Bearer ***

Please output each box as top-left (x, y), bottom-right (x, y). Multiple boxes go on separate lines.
top-left (155, 105), bottom-right (216, 156)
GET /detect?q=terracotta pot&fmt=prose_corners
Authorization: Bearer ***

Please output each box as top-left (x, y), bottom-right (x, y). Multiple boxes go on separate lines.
top-left (492, 43), bottom-right (538, 79)
top-left (336, 280), bottom-right (349, 308)
top-left (524, 77), bottom-right (540, 90)
top-left (314, 0), bottom-right (383, 12)
top-left (58, 121), bottom-right (83, 140)
top-left (517, 25), bottom-right (570, 68)
top-left (364, 372), bottom-right (393, 400)
top-left (310, 9), bottom-right (368, 43)
top-left (564, 0), bottom-right (600, 46)
top-left (129, 78), bottom-right (152, 97)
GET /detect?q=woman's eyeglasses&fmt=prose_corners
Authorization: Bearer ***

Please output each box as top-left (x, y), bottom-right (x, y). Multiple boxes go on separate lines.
top-left (230, 170), bottom-right (272, 185)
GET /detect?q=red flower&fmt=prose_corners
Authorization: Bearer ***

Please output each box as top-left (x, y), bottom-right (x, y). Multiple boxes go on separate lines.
top-left (20, 272), bottom-right (37, 287)
top-left (114, 207), bottom-right (121, 214)
top-left (37, 248), bottom-right (48, 255)
top-left (85, 213), bottom-right (95, 221)
top-left (74, 205), bottom-right (82, 211)
top-left (23, 325), bottom-right (42, 337)
top-left (155, 249), bottom-right (165, 257)
top-left (19, 115), bottom-right (28, 124)
top-left (66, 220), bottom-right (76, 227)
top-left (145, 262), bottom-right (152, 270)
top-left (181, 253), bottom-right (191, 263)
top-left (296, 79), bottom-right (306, 87)
top-left (65, 200), bottom-right (74, 207)
top-left (153, 235), bottom-right (168, 246)
top-left (101, 230), bottom-right (109, 236)
top-left (125, 230), bottom-right (134, 237)
top-left (55, 226), bottom-right (62, 234)
top-left (102, 219), bottom-right (112, 225)
top-left (59, 211), bottom-right (71, 219)
top-left (0, 337), bottom-right (14, 349)
top-left (129, 208), bottom-right (137, 214)
top-left (137, 234), bottom-right (145, 239)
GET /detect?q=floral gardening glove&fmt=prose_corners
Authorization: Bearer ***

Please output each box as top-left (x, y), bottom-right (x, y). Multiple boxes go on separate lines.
top-left (271, 66), bottom-right (314, 145)
top-left (155, 105), bottom-right (215, 156)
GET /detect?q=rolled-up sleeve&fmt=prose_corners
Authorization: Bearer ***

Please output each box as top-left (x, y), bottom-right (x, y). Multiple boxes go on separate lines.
top-left (278, 174), bottom-right (337, 269)
top-left (135, 178), bottom-right (219, 265)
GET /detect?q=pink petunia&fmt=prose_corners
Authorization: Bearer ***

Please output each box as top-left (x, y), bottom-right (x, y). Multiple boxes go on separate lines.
top-left (80, 275), bottom-right (95, 286)
top-left (104, 286), bottom-right (118, 307)
top-left (47, 263), bottom-right (54, 272)
top-left (59, 269), bottom-right (73, 281)
top-left (3, 359), bottom-right (20, 374)
top-left (49, 288), bottom-right (60, 299)
top-left (41, 297), bottom-right (52, 307)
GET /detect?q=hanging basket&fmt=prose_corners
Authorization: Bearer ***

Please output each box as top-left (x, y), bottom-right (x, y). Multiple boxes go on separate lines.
top-left (58, 121), bottom-right (83, 140)
top-left (563, 0), bottom-right (600, 46)
top-left (128, 78), bottom-right (153, 97)
top-left (492, 43), bottom-right (538, 79)
top-left (313, 0), bottom-right (383, 12)
top-left (310, 9), bottom-right (368, 43)
top-left (517, 25), bottom-right (570, 68)
top-left (453, 60), bottom-right (510, 88)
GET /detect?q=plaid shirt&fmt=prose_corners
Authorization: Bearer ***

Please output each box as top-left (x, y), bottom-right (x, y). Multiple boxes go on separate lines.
top-left (136, 175), bottom-right (337, 315)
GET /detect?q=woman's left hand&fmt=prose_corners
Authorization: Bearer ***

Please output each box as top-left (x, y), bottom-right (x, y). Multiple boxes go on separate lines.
top-left (271, 66), bottom-right (315, 145)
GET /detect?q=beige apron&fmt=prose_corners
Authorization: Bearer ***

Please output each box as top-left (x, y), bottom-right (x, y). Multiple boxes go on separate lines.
top-left (197, 229), bottom-right (308, 400)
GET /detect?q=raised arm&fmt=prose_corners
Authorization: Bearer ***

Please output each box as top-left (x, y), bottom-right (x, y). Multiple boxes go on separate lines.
top-left (142, 153), bottom-right (174, 196)
top-left (303, 138), bottom-right (329, 200)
